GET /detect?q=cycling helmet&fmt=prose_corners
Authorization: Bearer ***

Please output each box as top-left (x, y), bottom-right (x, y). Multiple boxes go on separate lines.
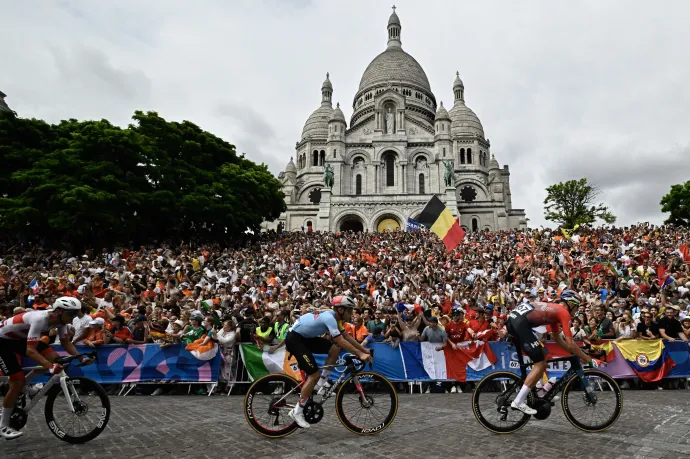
top-left (559, 290), bottom-right (581, 307)
top-left (331, 295), bottom-right (356, 308)
top-left (52, 296), bottom-right (82, 311)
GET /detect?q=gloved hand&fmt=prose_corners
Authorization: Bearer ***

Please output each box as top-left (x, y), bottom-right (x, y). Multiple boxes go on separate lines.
top-left (588, 358), bottom-right (605, 369)
top-left (48, 363), bottom-right (64, 375)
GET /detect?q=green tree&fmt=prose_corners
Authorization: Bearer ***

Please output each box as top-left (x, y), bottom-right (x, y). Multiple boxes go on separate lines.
top-left (660, 181), bottom-right (690, 226)
top-left (543, 178), bottom-right (616, 228)
top-left (0, 110), bottom-right (286, 247)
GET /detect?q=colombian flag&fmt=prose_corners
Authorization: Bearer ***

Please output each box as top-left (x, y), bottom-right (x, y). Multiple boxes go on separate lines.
top-left (613, 340), bottom-right (675, 382)
top-left (417, 195), bottom-right (465, 251)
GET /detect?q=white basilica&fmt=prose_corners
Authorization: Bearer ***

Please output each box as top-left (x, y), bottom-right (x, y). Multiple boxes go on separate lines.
top-left (272, 7), bottom-right (527, 233)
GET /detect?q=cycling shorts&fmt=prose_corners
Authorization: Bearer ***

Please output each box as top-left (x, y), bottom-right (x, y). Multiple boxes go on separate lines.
top-left (0, 338), bottom-right (50, 377)
top-left (284, 331), bottom-right (334, 376)
top-left (506, 314), bottom-right (546, 364)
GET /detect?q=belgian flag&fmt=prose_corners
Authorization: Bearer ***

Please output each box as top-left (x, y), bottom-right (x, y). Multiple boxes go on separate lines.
top-left (417, 195), bottom-right (466, 251)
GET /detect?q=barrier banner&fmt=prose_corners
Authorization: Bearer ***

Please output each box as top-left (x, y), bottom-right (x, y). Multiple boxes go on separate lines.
top-left (242, 340), bottom-right (690, 383)
top-left (21, 344), bottom-right (221, 384)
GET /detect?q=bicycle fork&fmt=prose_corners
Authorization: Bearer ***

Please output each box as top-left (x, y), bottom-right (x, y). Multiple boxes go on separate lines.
top-left (576, 368), bottom-right (598, 404)
top-left (351, 375), bottom-right (372, 408)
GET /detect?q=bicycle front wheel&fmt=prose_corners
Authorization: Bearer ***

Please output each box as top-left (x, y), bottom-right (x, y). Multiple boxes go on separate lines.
top-left (335, 371), bottom-right (397, 435)
top-left (561, 369), bottom-right (623, 432)
top-left (472, 371), bottom-right (534, 434)
top-left (44, 376), bottom-right (110, 444)
top-left (244, 374), bottom-right (301, 438)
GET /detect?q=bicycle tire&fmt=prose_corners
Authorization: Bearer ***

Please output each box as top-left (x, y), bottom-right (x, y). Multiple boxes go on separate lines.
top-left (44, 376), bottom-right (110, 444)
top-left (244, 374), bottom-right (300, 438)
top-left (561, 369), bottom-right (623, 432)
top-left (472, 371), bottom-right (534, 434)
top-left (335, 371), bottom-right (397, 435)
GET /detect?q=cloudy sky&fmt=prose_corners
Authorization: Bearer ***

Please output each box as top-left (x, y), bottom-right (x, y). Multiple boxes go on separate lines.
top-left (3, 0), bottom-right (688, 227)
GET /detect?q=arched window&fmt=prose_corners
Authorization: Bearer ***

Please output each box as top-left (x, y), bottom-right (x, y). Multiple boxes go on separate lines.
top-left (443, 148), bottom-right (446, 157)
top-left (467, 148), bottom-right (473, 164)
top-left (333, 149), bottom-right (337, 158)
top-left (306, 220), bottom-right (313, 230)
top-left (319, 150), bottom-right (325, 166)
top-left (472, 218), bottom-right (478, 232)
top-left (312, 150), bottom-right (319, 166)
top-left (419, 174), bottom-right (425, 194)
top-left (385, 155), bottom-right (395, 187)
top-left (355, 174), bottom-right (362, 195)
top-left (460, 148), bottom-right (465, 164)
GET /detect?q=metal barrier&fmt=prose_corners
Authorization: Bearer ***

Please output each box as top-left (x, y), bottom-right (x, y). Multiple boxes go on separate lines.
top-left (225, 343), bottom-right (253, 395)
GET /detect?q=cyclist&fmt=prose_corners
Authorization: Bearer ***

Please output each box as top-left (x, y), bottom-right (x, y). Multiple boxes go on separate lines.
top-left (506, 290), bottom-right (601, 415)
top-left (0, 297), bottom-right (91, 440)
top-left (285, 295), bottom-right (371, 429)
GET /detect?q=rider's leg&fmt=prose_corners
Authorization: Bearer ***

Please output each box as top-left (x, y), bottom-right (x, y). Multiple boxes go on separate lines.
top-left (514, 360), bottom-right (547, 405)
top-left (1, 373), bottom-right (25, 428)
top-left (296, 372), bottom-right (320, 414)
top-left (316, 345), bottom-right (339, 389)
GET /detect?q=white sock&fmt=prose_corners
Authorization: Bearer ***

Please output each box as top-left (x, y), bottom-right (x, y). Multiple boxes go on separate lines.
top-left (514, 384), bottom-right (531, 405)
top-left (316, 369), bottom-right (332, 387)
top-left (0, 407), bottom-right (13, 428)
top-left (295, 401), bottom-right (306, 414)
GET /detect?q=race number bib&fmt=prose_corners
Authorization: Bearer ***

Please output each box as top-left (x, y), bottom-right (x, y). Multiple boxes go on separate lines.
top-left (514, 303), bottom-right (534, 316)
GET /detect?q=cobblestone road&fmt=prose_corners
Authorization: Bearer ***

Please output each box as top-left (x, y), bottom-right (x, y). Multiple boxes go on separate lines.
top-left (2, 391), bottom-right (689, 459)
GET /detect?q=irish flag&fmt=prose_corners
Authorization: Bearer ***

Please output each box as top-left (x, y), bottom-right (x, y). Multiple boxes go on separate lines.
top-left (240, 344), bottom-right (301, 381)
top-left (400, 341), bottom-right (496, 382)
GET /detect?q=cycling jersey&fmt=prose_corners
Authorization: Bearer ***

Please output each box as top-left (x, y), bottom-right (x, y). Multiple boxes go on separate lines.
top-left (289, 310), bottom-right (344, 339)
top-left (0, 311), bottom-right (69, 347)
top-left (513, 301), bottom-right (573, 339)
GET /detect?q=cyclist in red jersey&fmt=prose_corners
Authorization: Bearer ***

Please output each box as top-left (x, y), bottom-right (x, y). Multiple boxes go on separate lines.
top-left (506, 290), bottom-right (602, 415)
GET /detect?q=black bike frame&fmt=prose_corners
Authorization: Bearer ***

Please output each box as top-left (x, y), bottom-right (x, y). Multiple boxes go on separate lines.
top-left (513, 343), bottom-right (596, 404)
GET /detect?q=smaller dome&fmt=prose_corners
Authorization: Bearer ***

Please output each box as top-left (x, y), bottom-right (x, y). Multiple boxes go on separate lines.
top-left (285, 157), bottom-right (296, 173)
top-left (449, 100), bottom-right (484, 138)
top-left (322, 72), bottom-right (332, 91)
top-left (302, 105), bottom-right (334, 140)
top-left (453, 71), bottom-right (464, 89)
top-left (435, 101), bottom-right (450, 121)
top-left (489, 154), bottom-right (500, 170)
top-left (329, 102), bottom-right (346, 123)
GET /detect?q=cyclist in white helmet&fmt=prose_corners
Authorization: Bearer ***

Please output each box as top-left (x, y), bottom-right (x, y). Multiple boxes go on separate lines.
top-left (0, 297), bottom-right (93, 440)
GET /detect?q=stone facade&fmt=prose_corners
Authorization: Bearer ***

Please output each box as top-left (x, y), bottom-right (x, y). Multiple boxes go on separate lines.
top-left (0, 91), bottom-right (11, 113)
top-left (269, 8), bottom-right (527, 233)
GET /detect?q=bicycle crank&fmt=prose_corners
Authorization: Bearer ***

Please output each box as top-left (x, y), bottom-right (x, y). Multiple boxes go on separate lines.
top-left (9, 408), bottom-right (28, 430)
top-left (303, 401), bottom-right (324, 424)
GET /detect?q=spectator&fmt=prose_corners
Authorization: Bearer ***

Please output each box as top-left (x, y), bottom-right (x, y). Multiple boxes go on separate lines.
top-left (421, 317), bottom-right (447, 350)
top-left (82, 317), bottom-right (106, 347)
top-left (105, 315), bottom-right (132, 344)
top-left (658, 305), bottom-right (687, 341)
top-left (129, 315), bottom-right (150, 344)
top-left (635, 311), bottom-right (660, 339)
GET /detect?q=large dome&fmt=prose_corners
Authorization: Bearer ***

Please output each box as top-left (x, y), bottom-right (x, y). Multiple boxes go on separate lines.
top-left (357, 48), bottom-right (432, 94)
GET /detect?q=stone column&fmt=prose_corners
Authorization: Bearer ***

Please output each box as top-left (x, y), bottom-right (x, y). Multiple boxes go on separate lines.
top-left (317, 187), bottom-right (332, 231)
top-left (445, 186), bottom-right (459, 218)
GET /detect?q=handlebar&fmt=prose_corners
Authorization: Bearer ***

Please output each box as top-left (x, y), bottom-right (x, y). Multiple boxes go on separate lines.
top-left (345, 349), bottom-right (374, 373)
top-left (55, 351), bottom-right (98, 367)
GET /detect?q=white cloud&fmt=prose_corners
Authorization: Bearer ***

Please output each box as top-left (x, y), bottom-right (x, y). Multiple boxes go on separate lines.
top-left (2, 0), bottom-right (688, 226)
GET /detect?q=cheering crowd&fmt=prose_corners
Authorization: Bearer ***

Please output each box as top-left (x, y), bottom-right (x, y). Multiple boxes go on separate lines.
top-left (0, 223), bottom-right (689, 394)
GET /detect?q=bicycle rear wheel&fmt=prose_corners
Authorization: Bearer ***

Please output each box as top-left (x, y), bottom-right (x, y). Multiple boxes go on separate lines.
top-left (44, 376), bottom-right (110, 444)
top-left (561, 369), bottom-right (622, 432)
top-left (472, 371), bottom-right (534, 434)
top-left (335, 371), bottom-right (397, 435)
top-left (244, 374), bottom-right (300, 438)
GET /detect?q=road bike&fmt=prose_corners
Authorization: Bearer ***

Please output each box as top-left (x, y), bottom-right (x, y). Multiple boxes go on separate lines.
top-left (244, 351), bottom-right (398, 438)
top-left (472, 341), bottom-right (622, 434)
top-left (0, 351), bottom-right (110, 443)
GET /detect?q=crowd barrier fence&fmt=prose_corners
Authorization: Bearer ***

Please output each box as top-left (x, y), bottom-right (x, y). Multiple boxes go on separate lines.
top-left (13, 340), bottom-right (690, 396)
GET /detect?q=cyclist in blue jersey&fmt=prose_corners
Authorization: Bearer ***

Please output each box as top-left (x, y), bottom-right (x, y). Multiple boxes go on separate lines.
top-left (286, 295), bottom-right (371, 428)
